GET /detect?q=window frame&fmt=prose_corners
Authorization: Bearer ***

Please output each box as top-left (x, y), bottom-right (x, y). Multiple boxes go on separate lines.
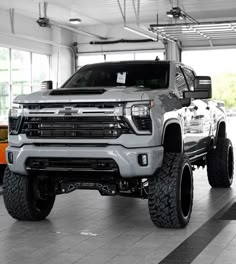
top-left (175, 66), bottom-right (190, 98)
top-left (181, 67), bottom-right (196, 92)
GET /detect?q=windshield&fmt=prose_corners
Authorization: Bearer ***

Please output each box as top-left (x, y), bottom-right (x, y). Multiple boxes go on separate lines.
top-left (63, 63), bottom-right (169, 89)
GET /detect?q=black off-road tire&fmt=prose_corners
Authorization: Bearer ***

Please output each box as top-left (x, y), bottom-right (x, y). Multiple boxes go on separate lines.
top-left (3, 167), bottom-right (55, 221)
top-left (0, 164), bottom-right (6, 184)
top-left (207, 138), bottom-right (234, 188)
top-left (148, 153), bottom-right (193, 228)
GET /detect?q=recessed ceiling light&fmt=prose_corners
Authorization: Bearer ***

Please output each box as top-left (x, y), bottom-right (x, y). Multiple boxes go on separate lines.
top-left (69, 18), bottom-right (81, 25)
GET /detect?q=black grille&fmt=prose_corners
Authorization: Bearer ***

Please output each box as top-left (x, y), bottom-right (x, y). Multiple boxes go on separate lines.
top-left (21, 116), bottom-right (132, 139)
top-left (24, 102), bottom-right (122, 110)
top-left (26, 157), bottom-right (118, 172)
top-left (132, 116), bottom-right (152, 132)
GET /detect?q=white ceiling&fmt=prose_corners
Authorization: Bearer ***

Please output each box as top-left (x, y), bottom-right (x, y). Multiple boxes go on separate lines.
top-left (0, 0), bottom-right (236, 46)
top-left (0, 0), bottom-right (236, 26)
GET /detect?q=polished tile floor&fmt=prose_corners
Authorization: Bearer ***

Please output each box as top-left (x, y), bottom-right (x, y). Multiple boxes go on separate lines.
top-left (0, 118), bottom-right (235, 264)
top-left (0, 163), bottom-right (235, 264)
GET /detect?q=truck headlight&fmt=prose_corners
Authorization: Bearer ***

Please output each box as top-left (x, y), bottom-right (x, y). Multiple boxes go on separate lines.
top-left (9, 103), bottom-right (23, 135)
top-left (9, 103), bottom-right (23, 117)
top-left (132, 105), bottom-right (150, 117)
top-left (130, 102), bottom-right (153, 133)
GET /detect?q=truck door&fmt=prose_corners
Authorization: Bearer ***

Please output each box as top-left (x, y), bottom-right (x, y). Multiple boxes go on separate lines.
top-left (181, 67), bottom-right (212, 155)
top-left (175, 66), bottom-right (195, 154)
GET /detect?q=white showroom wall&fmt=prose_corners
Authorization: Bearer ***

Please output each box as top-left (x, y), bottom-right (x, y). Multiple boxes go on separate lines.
top-left (0, 9), bottom-right (74, 87)
top-left (51, 27), bottom-right (74, 88)
top-left (0, 9), bottom-right (51, 54)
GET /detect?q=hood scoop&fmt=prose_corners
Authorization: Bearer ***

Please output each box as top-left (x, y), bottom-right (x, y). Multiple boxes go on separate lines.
top-left (50, 89), bottom-right (106, 96)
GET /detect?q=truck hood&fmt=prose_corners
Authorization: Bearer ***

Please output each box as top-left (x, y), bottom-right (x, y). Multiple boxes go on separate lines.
top-left (14, 87), bottom-right (152, 104)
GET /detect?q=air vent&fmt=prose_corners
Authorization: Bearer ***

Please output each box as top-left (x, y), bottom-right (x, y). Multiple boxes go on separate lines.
top-left (25, 157), bottom-right (118, 172)
top-left (50, 89), bottom-right (106, 96)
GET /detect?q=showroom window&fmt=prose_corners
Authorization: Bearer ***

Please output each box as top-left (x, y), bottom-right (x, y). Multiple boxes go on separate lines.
top-left (0, 47), bottom-right (50, 121)
top-left (106, 53), bottom-right (134, 62)
top-left (78, 54), bottom-right (105, 67)
top-left (135, 51), bottom-right (164, 60)
top-left (0, 47), bottom-right (10, 118)
top-left (11, 49), bottom-right (31, 99)
top-left (32, 53), bottom-right (50, 92)
top-left (182, 49), bottom-right (236, 108)
top-left (77, 50), bottom-right (164, 68)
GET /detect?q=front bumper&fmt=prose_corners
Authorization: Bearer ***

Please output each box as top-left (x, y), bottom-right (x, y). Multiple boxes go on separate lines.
top-left (7, 144), bottom-right (164, 178)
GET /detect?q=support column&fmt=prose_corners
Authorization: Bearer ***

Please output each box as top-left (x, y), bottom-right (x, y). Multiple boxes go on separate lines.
top-left (51, 27), bottom-right (74, 88)
top-left (164, 40), bottom-right (182, 62)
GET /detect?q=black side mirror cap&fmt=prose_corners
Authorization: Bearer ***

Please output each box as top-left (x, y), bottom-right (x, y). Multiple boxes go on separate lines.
top-left (41, 80), bottom-right (53, 90)
top-left (181, 98), bottom-right (191, 107)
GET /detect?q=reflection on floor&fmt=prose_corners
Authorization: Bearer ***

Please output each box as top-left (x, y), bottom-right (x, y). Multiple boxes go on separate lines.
top-left (0, 166), bottom-right (235, 264)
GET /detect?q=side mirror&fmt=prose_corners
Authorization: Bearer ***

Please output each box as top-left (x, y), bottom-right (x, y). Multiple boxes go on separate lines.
top-left (41, 80), bottom-right (53, 90)
top-left (183, 76), bottom-right (212, 99)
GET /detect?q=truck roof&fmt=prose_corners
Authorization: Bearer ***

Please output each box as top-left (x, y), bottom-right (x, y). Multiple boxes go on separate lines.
top-left (81, 60), bottom-right (171, 68)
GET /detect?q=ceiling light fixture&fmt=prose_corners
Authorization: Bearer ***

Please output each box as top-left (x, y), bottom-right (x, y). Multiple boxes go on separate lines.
top-left (166, 6), bottom-right (199, 24)
top-left (167, 7), bottom-right (184, 19)
top-left (124, 26), bottom-right (157, 41)
top-left (37, 2), bottom-right (50, 28)
top-left (69, 18), bottom-right (81, 25)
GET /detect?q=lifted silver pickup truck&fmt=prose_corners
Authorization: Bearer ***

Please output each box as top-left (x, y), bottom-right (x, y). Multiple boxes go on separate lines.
top-left (3, 60), bottom-right (234, 228)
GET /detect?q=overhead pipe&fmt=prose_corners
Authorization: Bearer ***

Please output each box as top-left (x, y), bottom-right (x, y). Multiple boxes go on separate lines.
top-left (9, 8), bottom-right (15, 34)
top-left (90, 39), bottom-right (154, 45)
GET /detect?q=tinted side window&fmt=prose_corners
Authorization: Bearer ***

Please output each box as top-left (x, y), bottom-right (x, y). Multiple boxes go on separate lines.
top-left (183, 68), bottom-right (195, 91)
top-left (176, 67), bottom-right (188, 98)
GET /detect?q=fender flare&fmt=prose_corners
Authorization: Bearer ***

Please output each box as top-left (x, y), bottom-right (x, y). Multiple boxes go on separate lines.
top-left (215, 119), bottom-right (226, 142)
top-left (162, 119), bottom-right (183, 153)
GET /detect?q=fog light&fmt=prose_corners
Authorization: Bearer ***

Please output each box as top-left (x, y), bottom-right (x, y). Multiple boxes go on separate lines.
top-left (8, 152), bottom-right (13, 164)
top-left (138, 154), bottom-right (148, 166)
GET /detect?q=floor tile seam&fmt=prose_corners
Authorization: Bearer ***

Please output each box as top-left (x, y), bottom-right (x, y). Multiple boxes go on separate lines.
top-left (158, 197), bottom-right (236, 264)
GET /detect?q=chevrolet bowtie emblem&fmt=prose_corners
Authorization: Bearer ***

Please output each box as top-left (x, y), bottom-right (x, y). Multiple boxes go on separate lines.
top-left (58, 108), bottom-right (78, 115)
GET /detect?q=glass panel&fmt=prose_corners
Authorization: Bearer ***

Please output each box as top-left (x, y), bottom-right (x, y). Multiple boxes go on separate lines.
top-left (78, 55), bottom-right (105, 67)
top-left (0, 47), bottom-right (10, 83)
top-left (183, 68), bottom-right (195, 91)
top-left (182, 49), bottom-right (236, 108)
top-left (64, 63), bottom-right (169, 89)
top-left (12, 49), bottom-right (31, 87)
top-left (135, 52), bottom-right (164, 61)
top-left (106, 53), bottom-right (134, 62)
top-left (0, 83), bottom-right (10, 120)
top-left (176, 67), bottom-right (188, 98)
top-left (0, 47), bottom-right (10, 121)
top-left (12, 85), bottom-right (31, 102)
top-left (32, 53), bottom-right (50, 90)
